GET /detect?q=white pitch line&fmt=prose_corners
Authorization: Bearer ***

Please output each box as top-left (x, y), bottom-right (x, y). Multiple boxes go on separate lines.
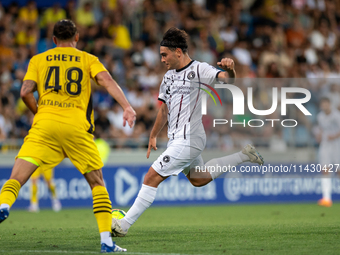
top-left (0, 250), bottom-right (204, 255)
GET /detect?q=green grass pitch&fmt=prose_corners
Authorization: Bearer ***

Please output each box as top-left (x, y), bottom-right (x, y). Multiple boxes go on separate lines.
top-left (0, 203), bottom-right (339, 255)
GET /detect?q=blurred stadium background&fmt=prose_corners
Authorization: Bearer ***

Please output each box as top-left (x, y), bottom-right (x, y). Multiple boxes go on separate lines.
top-left (0, 0), bottom-right (340, 208)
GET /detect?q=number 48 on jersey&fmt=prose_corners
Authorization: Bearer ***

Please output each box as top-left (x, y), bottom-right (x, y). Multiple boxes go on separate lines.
top-left (45, 66), bottom-right (83, 96)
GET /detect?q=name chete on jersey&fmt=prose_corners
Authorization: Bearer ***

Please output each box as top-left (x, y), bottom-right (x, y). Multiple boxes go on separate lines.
top-left (46, 54), bottom-right (81, 62)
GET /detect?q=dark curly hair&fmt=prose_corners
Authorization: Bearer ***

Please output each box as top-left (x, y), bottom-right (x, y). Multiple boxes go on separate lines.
top-left (53, 19), bottom-right (77, 41)
top-left (160, 27), bottom-right (189, 53)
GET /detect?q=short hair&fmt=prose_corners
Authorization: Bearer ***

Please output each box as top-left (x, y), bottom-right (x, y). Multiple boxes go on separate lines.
top-left (53, 19), bottom-right (77, 41)
top-left (160, 27), bottom-right (189, 53)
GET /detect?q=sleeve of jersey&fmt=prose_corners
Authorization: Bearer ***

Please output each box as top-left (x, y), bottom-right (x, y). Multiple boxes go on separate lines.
top-left (158, 81), bottom-right (166, 103)
top-left (200, 62), bottom-right (222, 80)
top-left (90, 56), bottom-right (108, 79)
top-left (23, 57), bottom-right (38, 82)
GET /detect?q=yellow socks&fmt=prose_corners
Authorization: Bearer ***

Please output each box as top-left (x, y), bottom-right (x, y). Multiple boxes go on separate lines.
top-left (49, 182), bottom-right (57, 199)
top-left (92, 186), bottom-right (112, 233)
top-left (31, 181), bottom-right (38, 204)
top-left (0, 179), bottom-right (21, 208)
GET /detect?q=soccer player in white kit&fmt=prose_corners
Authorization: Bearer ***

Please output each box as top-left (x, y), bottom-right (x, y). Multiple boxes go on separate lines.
top-left (112, 27), bottom-right (264, 236)
top-left (316, 97), bottom-right (340, 207)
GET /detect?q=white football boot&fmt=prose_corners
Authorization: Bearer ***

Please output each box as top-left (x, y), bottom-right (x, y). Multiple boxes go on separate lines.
top-left (242, 144), bottom-right (264, 165)
top-left (111, 218), bottom-right (128, 237)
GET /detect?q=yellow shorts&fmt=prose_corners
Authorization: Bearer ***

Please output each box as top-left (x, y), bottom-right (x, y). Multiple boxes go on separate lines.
top-left (17, 119), bottom-right (103, 174)
top-left (31, 167), bottom-right (54, 181)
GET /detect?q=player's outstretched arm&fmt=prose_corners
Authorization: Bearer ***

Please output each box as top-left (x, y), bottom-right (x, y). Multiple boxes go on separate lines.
top-left (217, 58), bottom-right (236, 84)
top-left (95, 71), bottom-right (136, 128)
top-left (147, 103), bottom-right (168, 159)
top-left (21, 80), bottom-right (38, 114)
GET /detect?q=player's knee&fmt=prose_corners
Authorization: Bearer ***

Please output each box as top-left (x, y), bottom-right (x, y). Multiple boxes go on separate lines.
top-left (144, 171), bottom-right (155, 183)
top-left (89, 182), bottom-right (105, 190)
top-left (46, 180), bottom-right (52, 187)
top-left (9, 177), bottom-right (26, 187)
top-left (189, 178), bottom-right (206, 187)
top-left (143, 167), bottom-right (165, 188)
top-left (87, 177), bottom-right (105, 190)
top-left (84, 169), bottom-right (105, 189)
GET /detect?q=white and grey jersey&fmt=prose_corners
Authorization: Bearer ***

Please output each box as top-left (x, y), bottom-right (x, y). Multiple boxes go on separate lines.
top-left (158, 60), bottom-right (222, 140)
top-left (317, 110), bottom-right (340, 144)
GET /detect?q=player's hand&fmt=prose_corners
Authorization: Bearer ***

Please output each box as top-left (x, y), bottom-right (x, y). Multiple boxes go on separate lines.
top-left (147, 137), bottom-right (157, 159)
top-left (328, 134), bottom-right (338, 141)
top-left (217, 58), bottom-right (234, 71)
top-left (123, 106), bottom-right (136, 128)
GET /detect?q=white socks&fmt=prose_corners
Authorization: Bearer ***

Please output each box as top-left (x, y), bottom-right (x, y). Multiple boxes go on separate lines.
top-left (0, 204), bottom-right (10, 210)
top-left (100, 231), bottom-right (113, 246)
top-left (121, 184), bottom-right (157, 232)
top-left (238, 151), bottom-right (250, 162)
top-left (206, 151), bottom-right (249, 180)
top-left (321, 177), bottom-right (332, 201)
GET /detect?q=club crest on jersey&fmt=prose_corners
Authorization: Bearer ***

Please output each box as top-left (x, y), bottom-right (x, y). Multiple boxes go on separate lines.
top-left (187, 71), bottom-right (195, 80)
top-left (163, 155), bottom-right (170, 163)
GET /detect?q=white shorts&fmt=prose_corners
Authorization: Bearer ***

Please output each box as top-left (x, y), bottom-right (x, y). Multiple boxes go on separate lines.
top-left (319, 141), bottom-right (340, 166)
top-left (152, 136), bottom-right (206, 177)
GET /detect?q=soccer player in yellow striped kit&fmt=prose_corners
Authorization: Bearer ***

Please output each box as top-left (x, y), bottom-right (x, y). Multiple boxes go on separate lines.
top-left (0, 20), bottom-right (135, 253)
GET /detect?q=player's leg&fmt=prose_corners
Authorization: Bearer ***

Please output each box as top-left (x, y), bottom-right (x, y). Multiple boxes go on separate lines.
top-left (116, 167), bottom-right (167, 236)
top-left (83, 170), bottom-right (113, 247)
top-left (0, 158), bottom-right (38, 223)
top-left (186, 144), bottom-right (264, 187)
top-left (114, 141), bottom-right (192, 237)
top-left (318, 148), bottom-right (332, 207)
top-left (84, 169), bottom-right (126, 252)
top-left (63, 123), bottom-right (125, 252)
top-left (28, 170), bottom-right (40, 212)
top-left (186, 150), bottom-right (245, 186)
top-left (186, 168), bottom-right (212, 187)
top-left (318, 170), bottom-right (332, 207)
top-left (43, 168), bottom-right (61, 212)
top-left (1, 120), bottom-right (65, 223)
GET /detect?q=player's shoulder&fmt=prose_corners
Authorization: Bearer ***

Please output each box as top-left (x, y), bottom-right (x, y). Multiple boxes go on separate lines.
top-left (197, 61), bottom-right (219, 71)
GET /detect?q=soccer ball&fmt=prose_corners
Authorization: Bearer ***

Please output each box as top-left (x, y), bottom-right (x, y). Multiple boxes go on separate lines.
top-left (111, 209), bottom-right (126, 220)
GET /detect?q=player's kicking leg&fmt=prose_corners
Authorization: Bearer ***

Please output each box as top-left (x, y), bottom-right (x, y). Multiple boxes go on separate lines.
top-left (112, 167), bottom-right (166, 237)
top-left (84, 169), bottom-right (127, 253)
top-left (187, 144), bottom-right (264, 187)
top-left (111, 144), bottom-right (264, 237)
top-left (0, 159), bottom-right (39, 223)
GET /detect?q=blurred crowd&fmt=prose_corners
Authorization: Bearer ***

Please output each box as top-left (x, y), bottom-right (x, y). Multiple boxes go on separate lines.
top-left (0, 0), bottom-right (340, 150)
